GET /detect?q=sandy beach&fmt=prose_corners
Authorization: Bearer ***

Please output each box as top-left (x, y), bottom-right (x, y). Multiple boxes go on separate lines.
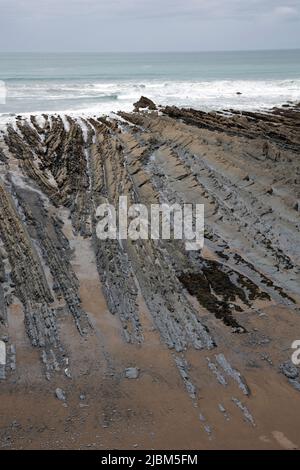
top-left (0, 100), bottom-right (299, 449)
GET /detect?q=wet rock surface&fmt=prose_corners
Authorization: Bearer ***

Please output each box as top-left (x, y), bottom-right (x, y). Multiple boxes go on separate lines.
top-left (0, 103), bottom-right (300, 449)
top-left (133, 96), bottom-right (157, 112)
top-left (125, 368), bottom-right (140, 379)
top-left (55, 388), bottom-right (66, 401)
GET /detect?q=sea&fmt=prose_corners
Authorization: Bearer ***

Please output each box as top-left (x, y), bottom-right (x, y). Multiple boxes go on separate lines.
top-left (0, 50), bottom-right (300, 120)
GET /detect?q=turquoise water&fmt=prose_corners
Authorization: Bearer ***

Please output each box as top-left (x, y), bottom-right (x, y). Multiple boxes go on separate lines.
top-left (0, 50), bottom-right (300, 116)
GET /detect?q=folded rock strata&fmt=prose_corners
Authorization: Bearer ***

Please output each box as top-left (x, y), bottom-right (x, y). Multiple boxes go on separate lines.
top-left (0, 103), bottom-right (299, 447)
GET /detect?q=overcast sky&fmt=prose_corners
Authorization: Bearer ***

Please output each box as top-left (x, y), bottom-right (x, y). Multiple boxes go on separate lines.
top-left (0, 0), bottom-right (299, 52)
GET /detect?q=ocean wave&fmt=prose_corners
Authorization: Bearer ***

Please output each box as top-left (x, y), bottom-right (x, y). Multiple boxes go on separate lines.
top-left (2, 79), bottom-right (300, 115)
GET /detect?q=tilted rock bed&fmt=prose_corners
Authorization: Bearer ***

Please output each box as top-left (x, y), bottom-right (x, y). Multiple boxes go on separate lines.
top-left (0, 103), bottom-right (299, 446)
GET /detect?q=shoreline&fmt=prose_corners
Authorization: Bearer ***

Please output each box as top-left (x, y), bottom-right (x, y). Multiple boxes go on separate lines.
top-left (1, 97), bottom-right (299, 124)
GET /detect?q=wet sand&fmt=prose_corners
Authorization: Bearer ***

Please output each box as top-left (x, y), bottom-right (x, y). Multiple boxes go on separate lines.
top-left (0, 103), bottom-right (300, 449)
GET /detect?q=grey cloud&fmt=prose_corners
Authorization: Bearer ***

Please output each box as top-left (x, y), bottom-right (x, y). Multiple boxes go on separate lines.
top-left (1, 0), bottom-right (299, 19)
top-left (0, 0), bottom-right (299, 51)
top-left (273, 5), bottom-right (300, 17)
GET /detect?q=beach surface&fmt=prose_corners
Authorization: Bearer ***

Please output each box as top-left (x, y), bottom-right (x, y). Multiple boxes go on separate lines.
top-left (0, 102), bottom-right (300, 450)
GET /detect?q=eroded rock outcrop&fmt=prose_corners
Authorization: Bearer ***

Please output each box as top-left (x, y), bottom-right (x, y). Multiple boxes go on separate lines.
top-left (134, 96), bottom-right (157, 112)
top-left (0, 103), bottom-right (300, 446)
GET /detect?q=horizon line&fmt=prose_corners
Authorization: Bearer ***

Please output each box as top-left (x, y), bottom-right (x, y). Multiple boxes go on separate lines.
top-left (1, 47), bottom-right (300, 54)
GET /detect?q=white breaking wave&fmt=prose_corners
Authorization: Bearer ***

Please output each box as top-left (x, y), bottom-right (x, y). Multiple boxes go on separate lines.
top-left (1, 79), bottom-right (300, 119)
